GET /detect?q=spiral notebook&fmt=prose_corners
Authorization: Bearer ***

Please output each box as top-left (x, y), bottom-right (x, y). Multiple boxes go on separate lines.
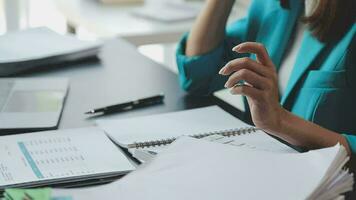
top-left (96, 106), bottom-right (294, 153)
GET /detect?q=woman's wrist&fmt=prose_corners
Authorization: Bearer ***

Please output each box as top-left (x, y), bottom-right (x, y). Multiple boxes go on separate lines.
top-left (276, 108), bottom-right (291, 135)
top-left (266, 107), bottom-right (352, 155)
top-left (264, 107), bottom-right (293, 139)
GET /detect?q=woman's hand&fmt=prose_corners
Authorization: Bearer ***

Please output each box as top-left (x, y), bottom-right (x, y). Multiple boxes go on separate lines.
top-left (219, 42), bottom-right (286, 134)
top-left (219, 42), bottom-right (352, 155)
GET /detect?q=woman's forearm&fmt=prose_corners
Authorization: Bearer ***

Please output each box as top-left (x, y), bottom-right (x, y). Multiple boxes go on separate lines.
top-left (186, 0), bottom-right (235, 56)
top-left (274, 110), bottom-right (351, 155)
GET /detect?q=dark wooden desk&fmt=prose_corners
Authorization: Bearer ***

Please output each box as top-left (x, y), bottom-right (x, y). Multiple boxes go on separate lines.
top-left (23, 39), bottom-right (213, 129)
top-left (20, 38), bottom-right (355, 199)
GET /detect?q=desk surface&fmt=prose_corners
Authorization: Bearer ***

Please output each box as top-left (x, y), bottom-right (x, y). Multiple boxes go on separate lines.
top-left (20, 38), bottom-right (356, 199)
top-left (52, 0), bottom-right (249, 45)
top-left (22, 38), bottom-right (216, 129)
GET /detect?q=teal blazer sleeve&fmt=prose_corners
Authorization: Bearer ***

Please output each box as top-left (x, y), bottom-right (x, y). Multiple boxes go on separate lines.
top-left (344, 135), bottom-right (356, 154)
top-left (176, 0), bottom-right (272, 95)
top-left (176, 25), bottom-right (246, 95)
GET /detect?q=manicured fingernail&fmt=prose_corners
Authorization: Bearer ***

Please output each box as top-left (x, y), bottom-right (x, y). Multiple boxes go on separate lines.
top-left (232, 45), bottom-right (241, 52)
top-left (224, 82), bottom-right (228, 88)
top-left (218, 67), bottom-right (224, 75)
top-left (219, 67), bottom-right (227, 75)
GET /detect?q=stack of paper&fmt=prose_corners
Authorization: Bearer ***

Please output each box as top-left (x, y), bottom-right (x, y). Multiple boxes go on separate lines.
top-left (0, 128), bottom-right (135, 191)
top-left (0, 27), bottom-right (101, 76)
top-left (133, 132), bottom-right (297, 163)
top-left (52, 137), bottom-right (354, 200)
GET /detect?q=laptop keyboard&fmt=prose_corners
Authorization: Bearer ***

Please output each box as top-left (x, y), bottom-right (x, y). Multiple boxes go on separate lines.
top-left (0, 80), bottom-right (14, 110)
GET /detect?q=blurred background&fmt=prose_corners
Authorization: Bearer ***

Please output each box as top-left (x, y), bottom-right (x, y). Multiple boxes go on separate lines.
top-left (0, 0), bottom-right (251, 72)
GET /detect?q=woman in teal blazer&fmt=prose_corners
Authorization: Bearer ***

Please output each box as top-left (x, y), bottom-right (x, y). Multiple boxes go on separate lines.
top-left (176, 0), bottom-right (356, 154)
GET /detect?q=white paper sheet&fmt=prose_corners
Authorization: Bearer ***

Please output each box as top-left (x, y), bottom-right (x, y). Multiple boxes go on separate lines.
top-left (0, 128), bottom-right (134, 188)
top-left (214, 89), bottom-right (246, 112)
top-left (96, 106), bottom-right (251, 147)
top-left (134, 131), bottom-right (297, 163)
top-left (52, 137), bottom-right (349, 200)
top-left (203, 130), bottom-right (297, 153)
top-left (0, 27), bottom-right (100, 63)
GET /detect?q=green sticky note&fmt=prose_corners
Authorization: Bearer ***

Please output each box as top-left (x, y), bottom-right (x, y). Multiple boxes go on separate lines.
top-left (5, 188), bottom-right (52, 200)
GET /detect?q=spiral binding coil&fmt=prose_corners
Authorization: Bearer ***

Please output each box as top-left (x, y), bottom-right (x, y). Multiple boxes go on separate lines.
top-left (127, 127), bottom-right (258, 149)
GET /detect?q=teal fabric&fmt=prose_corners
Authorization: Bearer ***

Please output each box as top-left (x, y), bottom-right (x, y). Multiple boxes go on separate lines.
top-left (344, 134), bottom-right (356, 154)
top-left (176, 0), bottom-right (356, 153)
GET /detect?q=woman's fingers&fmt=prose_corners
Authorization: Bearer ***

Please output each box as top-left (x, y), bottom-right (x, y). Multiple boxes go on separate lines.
top-left (221, 42), bottom-right (283, 134)
top-left (232, 42), bottom-right (274, 67)
top-left (230, 85), bottom-right (261, 100)
top-left (219, 57), bottom-right (271, 77)
top-left (225, 69), bottom-right (269, 90)
top-left (219, 42), bottom-right (278, 101)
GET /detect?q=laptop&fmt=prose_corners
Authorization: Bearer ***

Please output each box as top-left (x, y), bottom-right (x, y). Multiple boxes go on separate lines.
top-left (0, 78), bottom-right (68, 134)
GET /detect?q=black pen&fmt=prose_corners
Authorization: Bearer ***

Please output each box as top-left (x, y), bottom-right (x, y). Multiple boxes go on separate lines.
top-left (85, 94), bottom-right (164, 114)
